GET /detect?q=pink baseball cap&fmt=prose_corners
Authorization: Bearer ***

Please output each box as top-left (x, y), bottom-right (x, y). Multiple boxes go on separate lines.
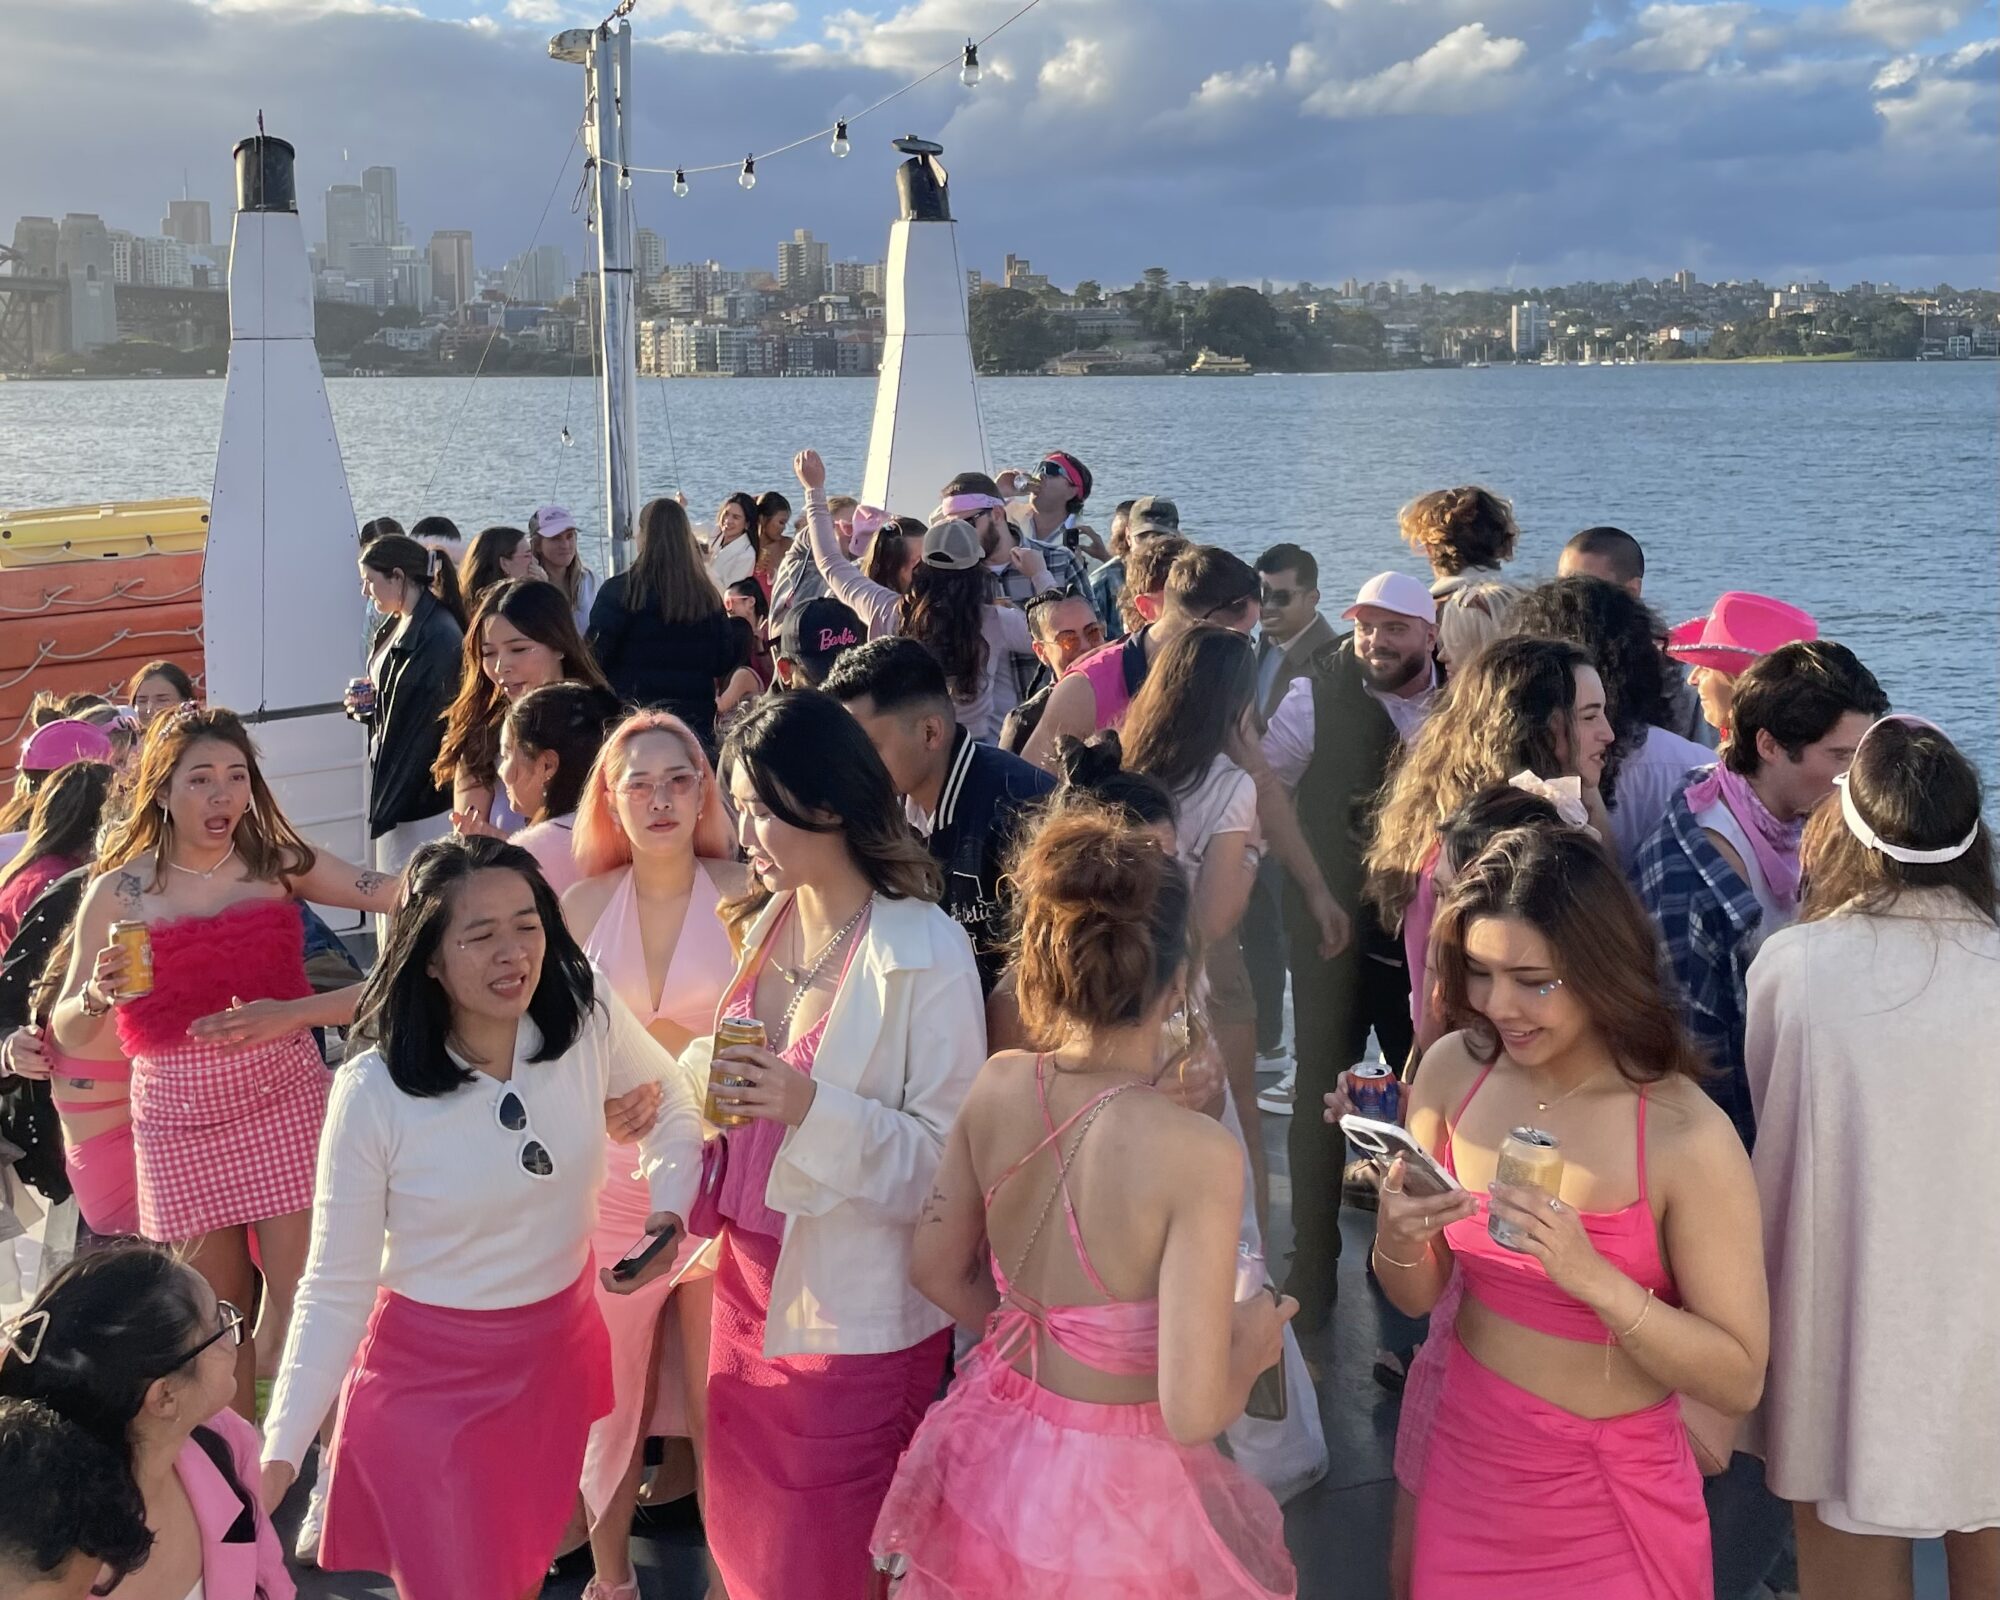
top-left (531, 505), bottom-right (578, 538)
top-left (1666, 592), bottom-right (1817, 676)
top-left (20, 719), bottom-right (115, 773)
top-left (1343, 571), bottom-right (1436, 624)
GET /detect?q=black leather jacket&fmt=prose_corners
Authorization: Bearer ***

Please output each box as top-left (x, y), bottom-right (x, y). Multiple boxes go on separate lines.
top-left (364, 591), bottom-right (463, 837)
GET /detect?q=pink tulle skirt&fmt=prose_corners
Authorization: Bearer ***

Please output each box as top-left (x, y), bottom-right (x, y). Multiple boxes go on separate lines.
top-left (872, 1348), bottom-right (1296, 1599)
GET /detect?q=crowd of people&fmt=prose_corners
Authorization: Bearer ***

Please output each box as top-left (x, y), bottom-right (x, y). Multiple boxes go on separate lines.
top-left (0, 451), bottom-right (1994, 1600)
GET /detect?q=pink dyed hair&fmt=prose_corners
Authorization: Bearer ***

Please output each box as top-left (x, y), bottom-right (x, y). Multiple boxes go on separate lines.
top-left (571, 709), bottom-right (735, 879)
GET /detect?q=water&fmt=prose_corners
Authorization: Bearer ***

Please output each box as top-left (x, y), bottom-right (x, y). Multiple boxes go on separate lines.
top-left (2, 362), bottom-right (1995, 778)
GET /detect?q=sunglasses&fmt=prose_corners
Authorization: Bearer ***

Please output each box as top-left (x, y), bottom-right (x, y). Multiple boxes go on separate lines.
top-left (178, 1300), bottom-right (246, 1365)
top-left (1051, 624), bottom-right (1105, 654)
top-left (1037, 460), bottom-right (1074, 489)
top-left (1260, 587), bottom-right (1299, 608)
top-left (1204, 594), bottom-right (1258, 623)
top-left (497, 1088), bottom-right (555, 1180)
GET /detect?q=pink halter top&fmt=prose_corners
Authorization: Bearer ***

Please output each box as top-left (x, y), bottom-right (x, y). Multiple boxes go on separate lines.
top-left (583, 860), bottom-right (736, 1035)
top-left (1440, 1063), bottom-right (1678, 1342)
top-left (981, 1056), bottom-right (1161, 1378)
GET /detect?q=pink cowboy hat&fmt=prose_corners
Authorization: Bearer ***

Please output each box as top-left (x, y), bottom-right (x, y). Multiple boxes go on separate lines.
top-left (1666, 592), bottom-right (1817, 677)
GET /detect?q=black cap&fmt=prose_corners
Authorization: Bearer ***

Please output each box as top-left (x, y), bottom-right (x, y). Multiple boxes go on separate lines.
top-left (779, 598), bottom-right (865, 688)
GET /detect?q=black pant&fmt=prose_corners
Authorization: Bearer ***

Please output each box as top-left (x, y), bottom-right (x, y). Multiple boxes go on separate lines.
top-left (1241, 854), bottom-right (1290, 1056)
top-left (1281, 901), bottom-right (1415, 1320)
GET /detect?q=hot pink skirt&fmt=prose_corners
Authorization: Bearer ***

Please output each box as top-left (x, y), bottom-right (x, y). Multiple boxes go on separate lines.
top-left (1393, 1267), bottom-right (1464, 1493)
top-left (63, 1121), bottom-right (138, 1237)
top-left (1413, 1334), bottom-right (1707, 1599)
top-left (873, 1346), bottom-right (1295, 1599)
top-left (705, 1226), bottom-right (949, 1600)
top-left (320, 1262), bottom-right (612, 1600)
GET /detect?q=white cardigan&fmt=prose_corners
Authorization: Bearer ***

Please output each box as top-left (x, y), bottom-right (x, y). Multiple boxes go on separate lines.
top-left (680, 889), bottom-right (985, 1358)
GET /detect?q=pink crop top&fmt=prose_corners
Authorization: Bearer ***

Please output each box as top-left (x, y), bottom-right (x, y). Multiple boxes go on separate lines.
top-left (1440, 1064), bottom-right (1677, 1343)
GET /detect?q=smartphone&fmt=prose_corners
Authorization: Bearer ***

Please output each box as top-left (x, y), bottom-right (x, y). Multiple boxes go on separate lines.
top-left (1338, 1114), bottom-right (1462, 1199)
top-left (609, 1221), bottom-right (682, 1282)
top-left (1245, 1285), bottom-right (1288, 1422)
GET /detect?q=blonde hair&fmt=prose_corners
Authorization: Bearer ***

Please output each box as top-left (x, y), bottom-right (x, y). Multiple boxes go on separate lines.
top-left (1436, 580), bottom-right (1526, 672)
top-left (1399, 486), bottom-right (1519, 577)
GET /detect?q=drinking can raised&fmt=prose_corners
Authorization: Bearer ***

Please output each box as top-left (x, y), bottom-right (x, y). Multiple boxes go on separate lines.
top-left (704, 1016), bottom-right (767, 1128)
top-left (108, 920), bottom-right (154, 998)
top-left (1488, 1126), bottom-right (1562, 1252)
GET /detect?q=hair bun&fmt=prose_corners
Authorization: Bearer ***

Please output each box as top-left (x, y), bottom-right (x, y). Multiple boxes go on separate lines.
top-left (1052, 731), bottom-right (1124, 791)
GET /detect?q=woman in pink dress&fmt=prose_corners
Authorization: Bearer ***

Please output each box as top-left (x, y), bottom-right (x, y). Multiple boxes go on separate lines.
top-left (49, 707), bottom-right (400, 1414)
top-left (616, 689), bottom-right (986, 1600)
top-left (563, 708), bottom-right (744, 1600)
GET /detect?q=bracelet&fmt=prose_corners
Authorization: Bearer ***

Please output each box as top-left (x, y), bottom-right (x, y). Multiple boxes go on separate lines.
top-left (1615, 1287), bottom-right (1654, 1341)
top-left (1372, 1240), bottom-right (1429, 1271)
top-left (78, 981), bottom-right (111, 1020)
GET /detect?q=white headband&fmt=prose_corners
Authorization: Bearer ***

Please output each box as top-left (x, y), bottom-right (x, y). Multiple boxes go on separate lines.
top-left (1832, 715), bottom-right (1980, 865)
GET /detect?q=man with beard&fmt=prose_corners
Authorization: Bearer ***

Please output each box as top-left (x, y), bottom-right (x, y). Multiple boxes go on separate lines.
top-left (1239, 570), bottom-right (1440, 1332)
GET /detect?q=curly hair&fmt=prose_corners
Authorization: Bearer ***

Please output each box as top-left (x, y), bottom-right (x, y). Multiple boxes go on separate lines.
top-left (1399, 486), bottom-right (1519, 576)
top-left (897, 564), bottom-right (989, 703)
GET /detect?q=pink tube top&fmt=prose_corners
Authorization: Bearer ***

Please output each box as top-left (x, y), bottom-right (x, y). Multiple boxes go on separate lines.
top-left (46, 1038), bottom-right (131, 1113)
top-left (115, 898), bottom-right (311, 1058)
top-left (1440, 1064), bottom-right (1677, 1343)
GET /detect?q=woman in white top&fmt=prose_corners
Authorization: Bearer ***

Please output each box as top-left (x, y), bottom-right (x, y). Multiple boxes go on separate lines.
top-left (561, 709), bottom-right (746, 1600)
top-left (706, 492), bottom-right (760, 592)
top-left (1745, 716), bottom-right (2000, 1599)
top-left (258, 834), bottom-right (702, 1600)
top-left (498, 681), bottom-right (621, 897)
top-left (613, 689), bottom-right (985, 1600)
top-left (793, 451), bottom-right (1038, 743)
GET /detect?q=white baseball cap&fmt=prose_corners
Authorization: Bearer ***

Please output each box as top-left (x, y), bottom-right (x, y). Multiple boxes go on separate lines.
top-left (1343, 571), bottom-right (1435, 624)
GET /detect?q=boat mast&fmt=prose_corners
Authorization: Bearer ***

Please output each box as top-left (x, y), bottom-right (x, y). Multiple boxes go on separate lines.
top-left (551, 18), bottom-right (638, 575)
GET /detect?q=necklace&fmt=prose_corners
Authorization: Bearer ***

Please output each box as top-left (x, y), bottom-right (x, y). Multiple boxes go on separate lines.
top-left (776, 900), bottom-right (870, 1037)
top-left (1526, 1067), bottom-right (1607, 1115)
top-left (167, 843), bottom-right (237, 881)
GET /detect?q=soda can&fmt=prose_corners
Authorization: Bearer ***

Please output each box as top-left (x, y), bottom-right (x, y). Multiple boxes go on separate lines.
top-left (108, 920), bottom-right (154, 999)
top-left (345, 676), bottom-right (376, 717)
top-left (1350, 1062), bottom-right (1399, 1122)
top-left (704, 1016), bottom-right (767, 1129)
top-left (1489, 1126), bottom-right (1563, 1252)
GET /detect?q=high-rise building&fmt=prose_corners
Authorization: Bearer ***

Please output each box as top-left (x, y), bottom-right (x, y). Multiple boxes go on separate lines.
top-left (1509, 301), bottom-right (1550, 356)
top-left (346, 243), bottom-right (393, 307)
top-left (635, 228), bottom-right (666, 284)
top-left (107, 231), bottom-right (193, 288)
top-left (362, 167), bottom-right (400, 247)
top-left (388, 246), bottom-right (432, 311)
top-left (428, 230), bottom-right (475, 310)
top-left (830, 259), bottom-right (887, 297)
top-left (324, 184), bottom-right (379, 273)
top-left (777, 228), bottom-right (830, 297)
top-left (501, 244), bottom-right (570, 305)
top-left (162, 198), bottom-right (212, 248)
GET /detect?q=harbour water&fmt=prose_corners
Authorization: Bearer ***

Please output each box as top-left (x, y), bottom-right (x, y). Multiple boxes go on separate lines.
top-left (1, 361), bottom-right (1994, 779)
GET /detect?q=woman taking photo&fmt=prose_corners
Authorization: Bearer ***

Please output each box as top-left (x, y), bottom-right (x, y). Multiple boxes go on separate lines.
top-left (0, 1242), bottom-right (292, 1599)
top-left (707, 491), bottom-right (760, 590)
top-left (529, 504), bottom-right (599, 633)
top-left (351, 534), bottom-right (466, 883)
top-left (498, 682), bottom-right (621, 896)
top-left (50, 708), bottom-right (399, 1413)
top-left (124, 661), bottom-right (198, 728)
top-left (874, 800), bottom-right (1296, 1598)
top-left (563, 709), bottom-right (744, 1600)
top-left (462, 524), bottom-right (544, 606)
top-left (587, 496), bottom-right (740, 753)
top-left (433, 578), bottom-right (612, 835)
top-left (259, 834), bottom-right (703, 1600)
top-left (622, 689), bottom-right (984, 1600)
top-left (1747, 716), bottom-right (1998, 1599)
top-left (1376, 825), bottom-right (1767, 1598)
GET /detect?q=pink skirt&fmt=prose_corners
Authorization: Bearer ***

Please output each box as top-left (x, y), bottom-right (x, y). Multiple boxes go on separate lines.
top-left (131, 1030), bottom-right (328, 1240)
top-left (63, 1121), bottom-right (138, 1237)
top-left (320, 1262), bottom-right (612, 1600)
top-left (874, 1347), bottom-right (1296, 1599)
top-left (706, 1226), bottom-right (950, 1600)
top-left (1413, 1334), bottom-right (1708, 1599)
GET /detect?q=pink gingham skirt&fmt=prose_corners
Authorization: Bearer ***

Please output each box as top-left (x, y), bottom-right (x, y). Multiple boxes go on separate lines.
top-left (130, 1030), bottom-right (329, 1241)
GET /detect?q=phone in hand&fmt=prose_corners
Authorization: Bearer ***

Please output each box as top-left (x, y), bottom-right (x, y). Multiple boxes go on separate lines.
top-left (609, 1221), bottom-right (682, 1282)
top-left (1338, 1114), bottom-right (1462, 1199)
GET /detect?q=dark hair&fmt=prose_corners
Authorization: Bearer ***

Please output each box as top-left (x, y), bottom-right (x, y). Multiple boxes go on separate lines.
top-left (1439, 783), bottom-right (1565, 874)
top-left (1121, 533), bottom-right (1192, 632)
top-left (1511, 576), bottom-right (1675, 805)
top-left (1399, 486), bottom-right (1519, 576)
top-left (1800, 718), bottom-right (1995, 925)
top-left (409, 514), bottom-right (462, 546)
top-left (723, 614), bottom-right (757, 676)
top-left (503, 683), bottom-right (620, 824)
top-left (1726, 641), bottom-right (1889, 778)
top-left (865, 519), bottom-right (916, 591)
top-left (1565, 526), bottom-right (1644, 586)
top-left (122, 660), bottom-right (196, 706)
top-left (1043, 451), bottom-right (1093, 514)
top-left (1010, 799), bottom-right (1190, 1042)
top-left (0, 1244), bottom-right (261, 1587)
top-left (365, 532), bottom-right (466, 629)
top-left (721, 491), bottom-right (759, 543)
top-left (1051, 733), bottom-right (1177, 831)
top-left (823, 636), bottom-right (951, 715)
top-left (1121, 625), bottom-right (1256, 795)
top-left (0, 760), bottom-right (112, 892)
top-left (898, 564), bottom-right (988, 702)
top-left (716, 691), bottom-right (942, 938)
top-left (1433, 826), bottom-right (1704, 1083)
top-left (0, 1396), bottom-right (153, 1593)
top-left (942, 471), bottom-right (1003, 500)
top-left (630, 498), bottom-right (725, 622)
top-left (353, 835), bottom-right (595, 1097)
top-left (462, 525), bottom-right (529, 602)
top-left (359, 515), bottom-right (404, 545)
top-left (724, 576), bottom-right (769, 624)
top-left (1256, 542), bottom-right (1318, 589)
top-left (754, 490), bottom-right (793, 547)
top-left (1165, 546), bottom-right (1258, 621)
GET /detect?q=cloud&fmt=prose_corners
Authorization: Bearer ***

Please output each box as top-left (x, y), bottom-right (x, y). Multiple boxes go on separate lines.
top-left (503, 0), bottom-right (565, 22)
top-left (1621, 3), bottom-right (1755, 73)
top-left (1303, 24), bottom-right (1528, 117)
top-left (1872, 36), bottom-right (2000, 142)
top-left (1193, 61), bottom-right (1280, 110)
top-left (1037, 38), bottom-right (1110, 102)
top-left (1837, 0), bottom-right (1982, 48)
top-left (677, 0), bottom-right (798, 40)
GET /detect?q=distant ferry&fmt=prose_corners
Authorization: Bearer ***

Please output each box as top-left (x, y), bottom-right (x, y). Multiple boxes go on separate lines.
top-left (1189, 348), bottom-right (1253, 375)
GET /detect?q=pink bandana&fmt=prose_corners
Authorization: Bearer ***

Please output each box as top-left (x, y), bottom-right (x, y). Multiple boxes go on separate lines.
top-left (1684, 764), bottom-right (1803, 916)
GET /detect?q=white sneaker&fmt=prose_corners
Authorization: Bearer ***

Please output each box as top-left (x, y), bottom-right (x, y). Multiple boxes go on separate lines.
top-left (1256, 1066), bottom-right (1297, 1116)
top-left (1254, 1047), bottom-right (1291, 1076)
top-left (293, 1472), bottom-right (329, 1567)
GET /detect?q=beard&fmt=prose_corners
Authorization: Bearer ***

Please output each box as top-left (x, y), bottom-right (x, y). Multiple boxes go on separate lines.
top-left (1362, 651), bottom-right (1427, 692)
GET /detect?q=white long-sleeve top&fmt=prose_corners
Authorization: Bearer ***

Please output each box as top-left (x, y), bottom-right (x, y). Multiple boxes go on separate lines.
top-left (262, 983), bottom-right (702, 1470)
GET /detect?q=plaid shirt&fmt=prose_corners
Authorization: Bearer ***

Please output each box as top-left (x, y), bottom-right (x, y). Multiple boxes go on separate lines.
top-left (1633, 785), bottom-right (1766, 1149)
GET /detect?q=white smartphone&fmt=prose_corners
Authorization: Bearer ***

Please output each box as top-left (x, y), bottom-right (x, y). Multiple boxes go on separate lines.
top-left (1339, 1114), bottom-right (1463, 1199)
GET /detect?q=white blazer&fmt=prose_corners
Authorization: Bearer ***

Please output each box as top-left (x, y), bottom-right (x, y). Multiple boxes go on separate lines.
top-left (681, 890), bottom-right (985, 1357)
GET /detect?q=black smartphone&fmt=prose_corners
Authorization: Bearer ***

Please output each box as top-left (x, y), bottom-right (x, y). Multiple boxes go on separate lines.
top-left (610, 1221), bottom-right (682, 1282)
top-left (1245, 1285), bottom-right (1288, 1422)
top-left (1062, 523), bottom-right (1080, 550)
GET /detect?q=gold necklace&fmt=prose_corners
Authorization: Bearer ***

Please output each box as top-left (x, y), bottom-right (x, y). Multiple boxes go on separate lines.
top-left (1527, 1067), bottom-right (1607, 1116)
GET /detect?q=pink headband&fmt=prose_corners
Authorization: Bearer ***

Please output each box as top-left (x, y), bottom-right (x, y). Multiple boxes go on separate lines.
top-left (934, 492), bottom-right (1006, 520)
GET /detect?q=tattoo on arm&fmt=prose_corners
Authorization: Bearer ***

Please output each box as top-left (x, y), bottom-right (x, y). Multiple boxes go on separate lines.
top-left (354, 871), bottom-right (391, 897)
top-left (919, 1183), bottom-right (950, 1225)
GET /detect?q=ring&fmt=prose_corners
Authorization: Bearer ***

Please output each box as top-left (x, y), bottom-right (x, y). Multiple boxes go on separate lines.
top-left (1424, 1213), bottom-right (1434, 1229)
top-left (1547, 1196), bottom-right (1562, 1214)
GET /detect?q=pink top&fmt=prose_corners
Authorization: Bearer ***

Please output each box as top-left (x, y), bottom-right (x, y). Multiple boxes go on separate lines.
top-left (1072, 637), bottom-right (1137, 732)
top-left (582, 860), bottom-right (736, 1035)
top-left (45, 1037), bottom-right (131, 1114)
top-left (712, 898), bottom-right (868, 1239)
top-left (0, 852), bottom-right (78, 947)
top-left (114, 898), bottom-right (311, 1058)
top-left (980, 1055), bottom-right (1160, 1379)
top-left (1440, 1063), bottom-right (1677, 1343)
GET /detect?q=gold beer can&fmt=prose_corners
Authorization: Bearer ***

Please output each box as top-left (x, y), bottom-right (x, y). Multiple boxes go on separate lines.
top-left (1489, 1126), bottom-right (1563, 1252)
top-left (704, 1016), bottom-right (767, 1128)
top-left (108, 920), bottom-right (155, 998)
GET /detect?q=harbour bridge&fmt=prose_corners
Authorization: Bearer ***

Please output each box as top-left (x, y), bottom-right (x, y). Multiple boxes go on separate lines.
top-left (0, 243), bottom-right (230, 371)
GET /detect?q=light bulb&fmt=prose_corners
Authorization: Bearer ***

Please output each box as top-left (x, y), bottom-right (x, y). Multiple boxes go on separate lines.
top-left (831, 120), bottom-right (850, 158)
top-left (960, 41), bottom-right (981, 87)
top-left (618, 166), bottom-right (632, 191)
top-left (672, 168), bottom-right (688, 198)
top-left (738, 155), bottom-right (756, 191)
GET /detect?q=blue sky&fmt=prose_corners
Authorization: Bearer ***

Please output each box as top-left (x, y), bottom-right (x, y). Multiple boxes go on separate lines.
top-left (3, 0), bottom-right (1995, 290)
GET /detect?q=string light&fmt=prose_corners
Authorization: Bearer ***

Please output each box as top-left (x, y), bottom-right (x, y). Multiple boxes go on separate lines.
top-left (672, 167), bottom-right (688, 197)
top-left (618, 165), bottom-right (633, 190)
top-left (738, 154), bottom-right (757, 190)
top-left (960, 40), bottom-right (981, 87)
top-left (831, 119), bottom-right (851, 158)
